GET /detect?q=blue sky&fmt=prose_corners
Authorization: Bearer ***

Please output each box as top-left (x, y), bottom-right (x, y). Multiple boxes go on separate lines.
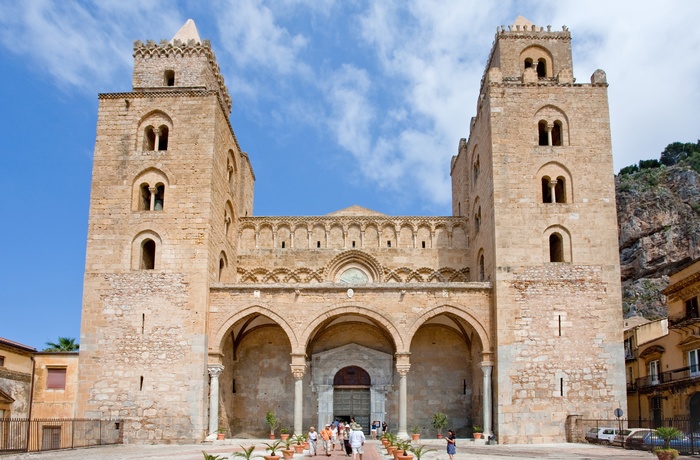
top-left (1, 0), bottom-right (699, 350)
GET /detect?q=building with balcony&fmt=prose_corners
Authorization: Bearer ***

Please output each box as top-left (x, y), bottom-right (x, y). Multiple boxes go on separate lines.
top-left (626, 260), bottom-right (700, 425)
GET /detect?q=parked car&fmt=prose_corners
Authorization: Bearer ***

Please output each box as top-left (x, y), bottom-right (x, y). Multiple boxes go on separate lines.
top-left (612, 428), bottom-right (651, 447)
top-left (624, 429), bottom-right (700, 455)
top-left (585, 427), bottom-right (619, 445)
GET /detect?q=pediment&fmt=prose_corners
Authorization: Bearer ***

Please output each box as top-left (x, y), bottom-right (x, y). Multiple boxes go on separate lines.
top-left (0, 388), bottom-right (15, 404)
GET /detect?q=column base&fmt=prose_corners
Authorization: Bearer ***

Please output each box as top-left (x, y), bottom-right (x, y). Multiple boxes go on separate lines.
top-left (397, 430), bottom-right (409, 439)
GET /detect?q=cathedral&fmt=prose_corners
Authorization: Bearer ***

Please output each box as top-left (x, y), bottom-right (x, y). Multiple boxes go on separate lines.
top-left (76, 17), bottom-right (626, 444)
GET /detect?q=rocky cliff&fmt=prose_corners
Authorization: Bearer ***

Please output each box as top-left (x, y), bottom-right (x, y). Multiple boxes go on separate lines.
top-left (617, 165), bottom-right (700, 318)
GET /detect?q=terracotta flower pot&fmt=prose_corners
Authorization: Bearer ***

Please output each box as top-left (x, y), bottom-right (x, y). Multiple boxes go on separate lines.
top-left (264, 456), bottom-right (281, 460)
top-left (474, 433), bottom-right (483, 439)
top-left (387, 446), bottom-right (397, 455)
top-left (217, 433), bottom-right (225, 440)
top-left (392, 449), bottom-right (404, 460)
top-left (302, 442), bottom-right (309, 449)
top-left (381, 439), bottom-right (389, 447)
top-left (398, 455), bottom-right (414, 460)
top-left (282, 449), bottom-right (294, 460)
top-left (411, 434), bottom-right (420, 441)
top-left (281, 434), bottom-right (290, 441)
top-left (269, 434), bottom-right (277, 440)
top-left (436, 434), bottom-right (443, 439)
top-left (294, 444), bottom-right (305, 454)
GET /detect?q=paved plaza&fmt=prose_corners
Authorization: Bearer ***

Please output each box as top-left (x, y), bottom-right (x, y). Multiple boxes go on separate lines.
top-left (2, 439), bottom-right (690, 460)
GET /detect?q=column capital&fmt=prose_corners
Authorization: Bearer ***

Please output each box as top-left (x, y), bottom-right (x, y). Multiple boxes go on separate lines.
top-left (290, 363), bottom-right (307, 380)
top-left (207, 364), bottom-right (224, 377)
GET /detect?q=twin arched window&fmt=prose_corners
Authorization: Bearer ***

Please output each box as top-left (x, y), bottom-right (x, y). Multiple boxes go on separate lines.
top-left (139, 183), bottom-right (165, 211)
top-left (541, 176), bottom-right (566, 203)
top-left (524, 58), bottom-right (547, 79)
top-left (538, 120), bottom-right (562, 146)
top-left (143, 125), bottom-right (169, 151)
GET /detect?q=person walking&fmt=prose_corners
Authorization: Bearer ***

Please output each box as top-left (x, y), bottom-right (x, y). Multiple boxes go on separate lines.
top-left (446, 429), bottom-right (456, 460)
top-left (308, 427), bottom-right (318, 457)
top-left (381, 421), bottom-right (387, 435)
top-left (343, 425), bottom-right (352, 456)
top-left (320, 424), bottom-right (334, 456)
top-left (370, 421), bottom-right (377, 440)
top-left (348, 424), bottom-right (366, 460)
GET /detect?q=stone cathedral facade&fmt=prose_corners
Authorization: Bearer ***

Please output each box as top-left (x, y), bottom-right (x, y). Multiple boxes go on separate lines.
top-left (76, 17), bottom-right (626, 444)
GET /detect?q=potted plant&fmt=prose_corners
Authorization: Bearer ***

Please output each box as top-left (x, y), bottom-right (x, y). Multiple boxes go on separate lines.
top-left (410, 426), bottom-right (421, 441)
top-left (393, 440), bottom-right (411, 460)
top-left (432, 413), bottom-right (447, 439)
top-left (280, 427), bottom-right (290, 441)
top-left (232, 445), bottom-right (260, 460)
top-left (281, 437), bottom-right (295, 460)
top-left (472, 425), bottom-right (484, 440)
top-left (653, 427), bottom-right (682, 460)
top-left (265, 411), bottom-right (279, 439)
top-left (292, 434), bottom-right (305, 454)
top-left (381, 432), bottom-right (390, 447)
top-left (216, 426), bottom-right (227, 441)
top-left (408, 445), bottom-right (436, 460)
top-left (203, 452), bottom-right (227, 460)
top-left (263, 440), bottom-right (284, 460)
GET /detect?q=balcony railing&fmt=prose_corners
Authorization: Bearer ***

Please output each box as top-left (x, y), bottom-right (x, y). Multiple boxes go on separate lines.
top-left (669, 311), bottom-right (700, 328)
top-left (635, 366), bottom-right (700, 390)
top-left (0, 418), bottom-right (122, 453)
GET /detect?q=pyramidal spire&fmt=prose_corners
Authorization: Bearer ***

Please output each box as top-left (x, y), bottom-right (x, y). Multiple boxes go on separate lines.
top-left (171, 19), bottom-right (201, 44)
top-left (513, 16), bottom-right (535, 29)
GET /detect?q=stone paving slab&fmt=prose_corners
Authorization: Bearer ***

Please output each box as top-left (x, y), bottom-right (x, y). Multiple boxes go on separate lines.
top-left (2, 439), bottom-right (694, 460)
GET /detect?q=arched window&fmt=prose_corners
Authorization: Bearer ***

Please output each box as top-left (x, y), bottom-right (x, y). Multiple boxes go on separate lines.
top-left (537, 59), bottom-right (547, 79)
top-left (549, 233), bottom-right (564, 262)
top-left (144, 126), bottom-right (156, 151)
top-left (475, 206), bottom-right (481, 233)
top-left (472, 154), bottom-right (480, 182)
top-left (219, 257), bottom-right (225, 281)
top-left (157, 125), bottom-right (169, 150)
top-left (554, 176), bottom-right (566, 203)
top-left (479, 253), bottom-right (485, 281)
top-left (538, 120), bottom-right (548, 146)
top-left (551, 121), bottom-right (562, 146)
top-left (154, 184), bottom-right (165, 210)
top-left (141, 239), bottom-right (156, 270)
top-left (524, 58), bottom-right (533, 69)
top-left (541, 177), bottom-right (552, 203)
top-left (164, 70), bottom-right (175, 86)
top-left (140, 183), bottom-right (151, 210)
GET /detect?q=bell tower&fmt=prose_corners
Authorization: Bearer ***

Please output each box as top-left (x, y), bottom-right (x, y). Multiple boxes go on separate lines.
top-left (451, 17), bottom-right (626, 443)
top-left (77, 20), bottom-right (254, 442)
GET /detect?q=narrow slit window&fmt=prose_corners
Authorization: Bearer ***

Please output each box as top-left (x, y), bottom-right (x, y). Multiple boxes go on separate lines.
top-left (387, 241), bottom-right (391, 248)
top-left (549, 233), bottom-right (564, 262)
top-left (317, 241), bottom-right (321, 248)
top-left (157, 125), bottom-right (169, 150)
top-left (139, 376), bottom-right (144, 391)
top-left (559, 378), bottom-right (564, 396)
top-left (141, 314), bottom-right (145, 334)
top-left (554, 177), bottom-right (566, 203)
top-left (421, 241), bottom-right (426, 249)
top-left (542, 177), bottom-right (552, 203)
top-left (219, 258), bottom-right (225, 281)
top-left (538, 120), bottom-right (548, 146)
top-left (352, 241), bottom-right (356, 248)
top-left (281, 241), bottom-right (286, 248)
top-left (552, 121), bottom-right (562, 146)
top-left (558, 315), bottom-right (562, 336)
top-left (154, 184), bottom-right (165, 210)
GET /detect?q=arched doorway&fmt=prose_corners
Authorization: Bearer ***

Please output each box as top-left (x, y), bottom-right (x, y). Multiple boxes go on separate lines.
top-left (333, 366), bottom-right (371, 431)
top-left (311, 343), bottom-right (392, 433)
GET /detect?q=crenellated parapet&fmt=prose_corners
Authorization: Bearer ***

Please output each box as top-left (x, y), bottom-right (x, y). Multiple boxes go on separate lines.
top-left (132, 38), bottom-right (232, 114)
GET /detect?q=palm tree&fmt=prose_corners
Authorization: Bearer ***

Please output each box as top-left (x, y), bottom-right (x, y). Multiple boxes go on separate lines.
top-left (43, 337), bottom-right (79, 352)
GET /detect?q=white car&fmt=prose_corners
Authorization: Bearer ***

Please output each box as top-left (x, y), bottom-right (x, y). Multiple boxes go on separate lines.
top-left (585, 427), bottom-right (619, 445)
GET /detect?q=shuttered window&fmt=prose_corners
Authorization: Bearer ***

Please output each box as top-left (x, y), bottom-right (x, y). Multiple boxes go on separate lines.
top-left (46, 368), bottom-right (67, 389)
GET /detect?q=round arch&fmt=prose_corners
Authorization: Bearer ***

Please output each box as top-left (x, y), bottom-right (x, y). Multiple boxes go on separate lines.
top-left (405, 304), bottom-right (491, 354)
top-left (298, 305), bottom-right (404, 354)
top-left (209, 305), bottom-right (299, 355)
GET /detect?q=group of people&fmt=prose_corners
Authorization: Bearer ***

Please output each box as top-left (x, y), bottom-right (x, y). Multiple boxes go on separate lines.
top-left (307, 421), bottom-right (456, 460)
top-left (307, 419), bottom-right (367, 460)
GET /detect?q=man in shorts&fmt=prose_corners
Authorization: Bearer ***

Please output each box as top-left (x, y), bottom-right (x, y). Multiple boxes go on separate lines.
top-left (348, 425), bottom-right (366, 460)
top-left (320, 424), bottom-right (333, 456)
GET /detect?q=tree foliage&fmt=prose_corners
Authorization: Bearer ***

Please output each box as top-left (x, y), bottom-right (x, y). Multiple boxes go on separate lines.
top-left (43, 337), bottom-right (79, 352)
top-left (660, 141), bottom-right (700, 166)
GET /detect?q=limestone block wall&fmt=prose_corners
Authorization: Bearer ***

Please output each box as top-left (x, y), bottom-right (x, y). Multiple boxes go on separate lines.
top-left (78, 91), bottom-right (228, 442)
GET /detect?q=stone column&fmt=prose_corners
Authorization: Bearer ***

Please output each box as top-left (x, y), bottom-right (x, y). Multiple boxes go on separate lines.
top-left (547, 124), bottom-right (553, 146)
top-left (148, 186), bottom-right (157, 211)
top-left (207, 364), bottom-right (224, 439)
top-left (291, 358), bottom-right (306, 436)
top-left (481, 361), bottom-right (493, 439)
top-left (549, 179), bottom-right (558, 203)
top-left (395, 353), bottom-right (410, 439)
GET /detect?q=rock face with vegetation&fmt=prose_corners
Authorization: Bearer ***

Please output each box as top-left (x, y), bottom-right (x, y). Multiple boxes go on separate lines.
top-left (617, 141), bottom-right (700, 319)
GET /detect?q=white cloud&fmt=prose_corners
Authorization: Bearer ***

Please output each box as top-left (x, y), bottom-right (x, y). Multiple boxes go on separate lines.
top-left (0, 0), bottom-right (182, 92)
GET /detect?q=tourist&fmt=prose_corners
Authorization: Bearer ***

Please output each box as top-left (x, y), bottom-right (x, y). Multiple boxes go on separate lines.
top-left (343, 425), bottom-right (352, 456)
top-left (308, 426), bottom-right (318, 456)
top-left (370, 421), bottom-right (377, 440)
top-left (381, 421), bottom-right (387, 435)
top-left (331, 423), bottom-right (338, 451)
top-left (446, 429), bottom-right (456, 460)
top-left (348, 424), bottom-right (366, 460)
top-left (320, 424), bottom-right (333, 456)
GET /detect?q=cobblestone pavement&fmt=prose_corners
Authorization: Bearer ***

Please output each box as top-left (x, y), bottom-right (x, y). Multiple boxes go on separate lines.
top-left (2, 439), bottom-right (694, 460)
